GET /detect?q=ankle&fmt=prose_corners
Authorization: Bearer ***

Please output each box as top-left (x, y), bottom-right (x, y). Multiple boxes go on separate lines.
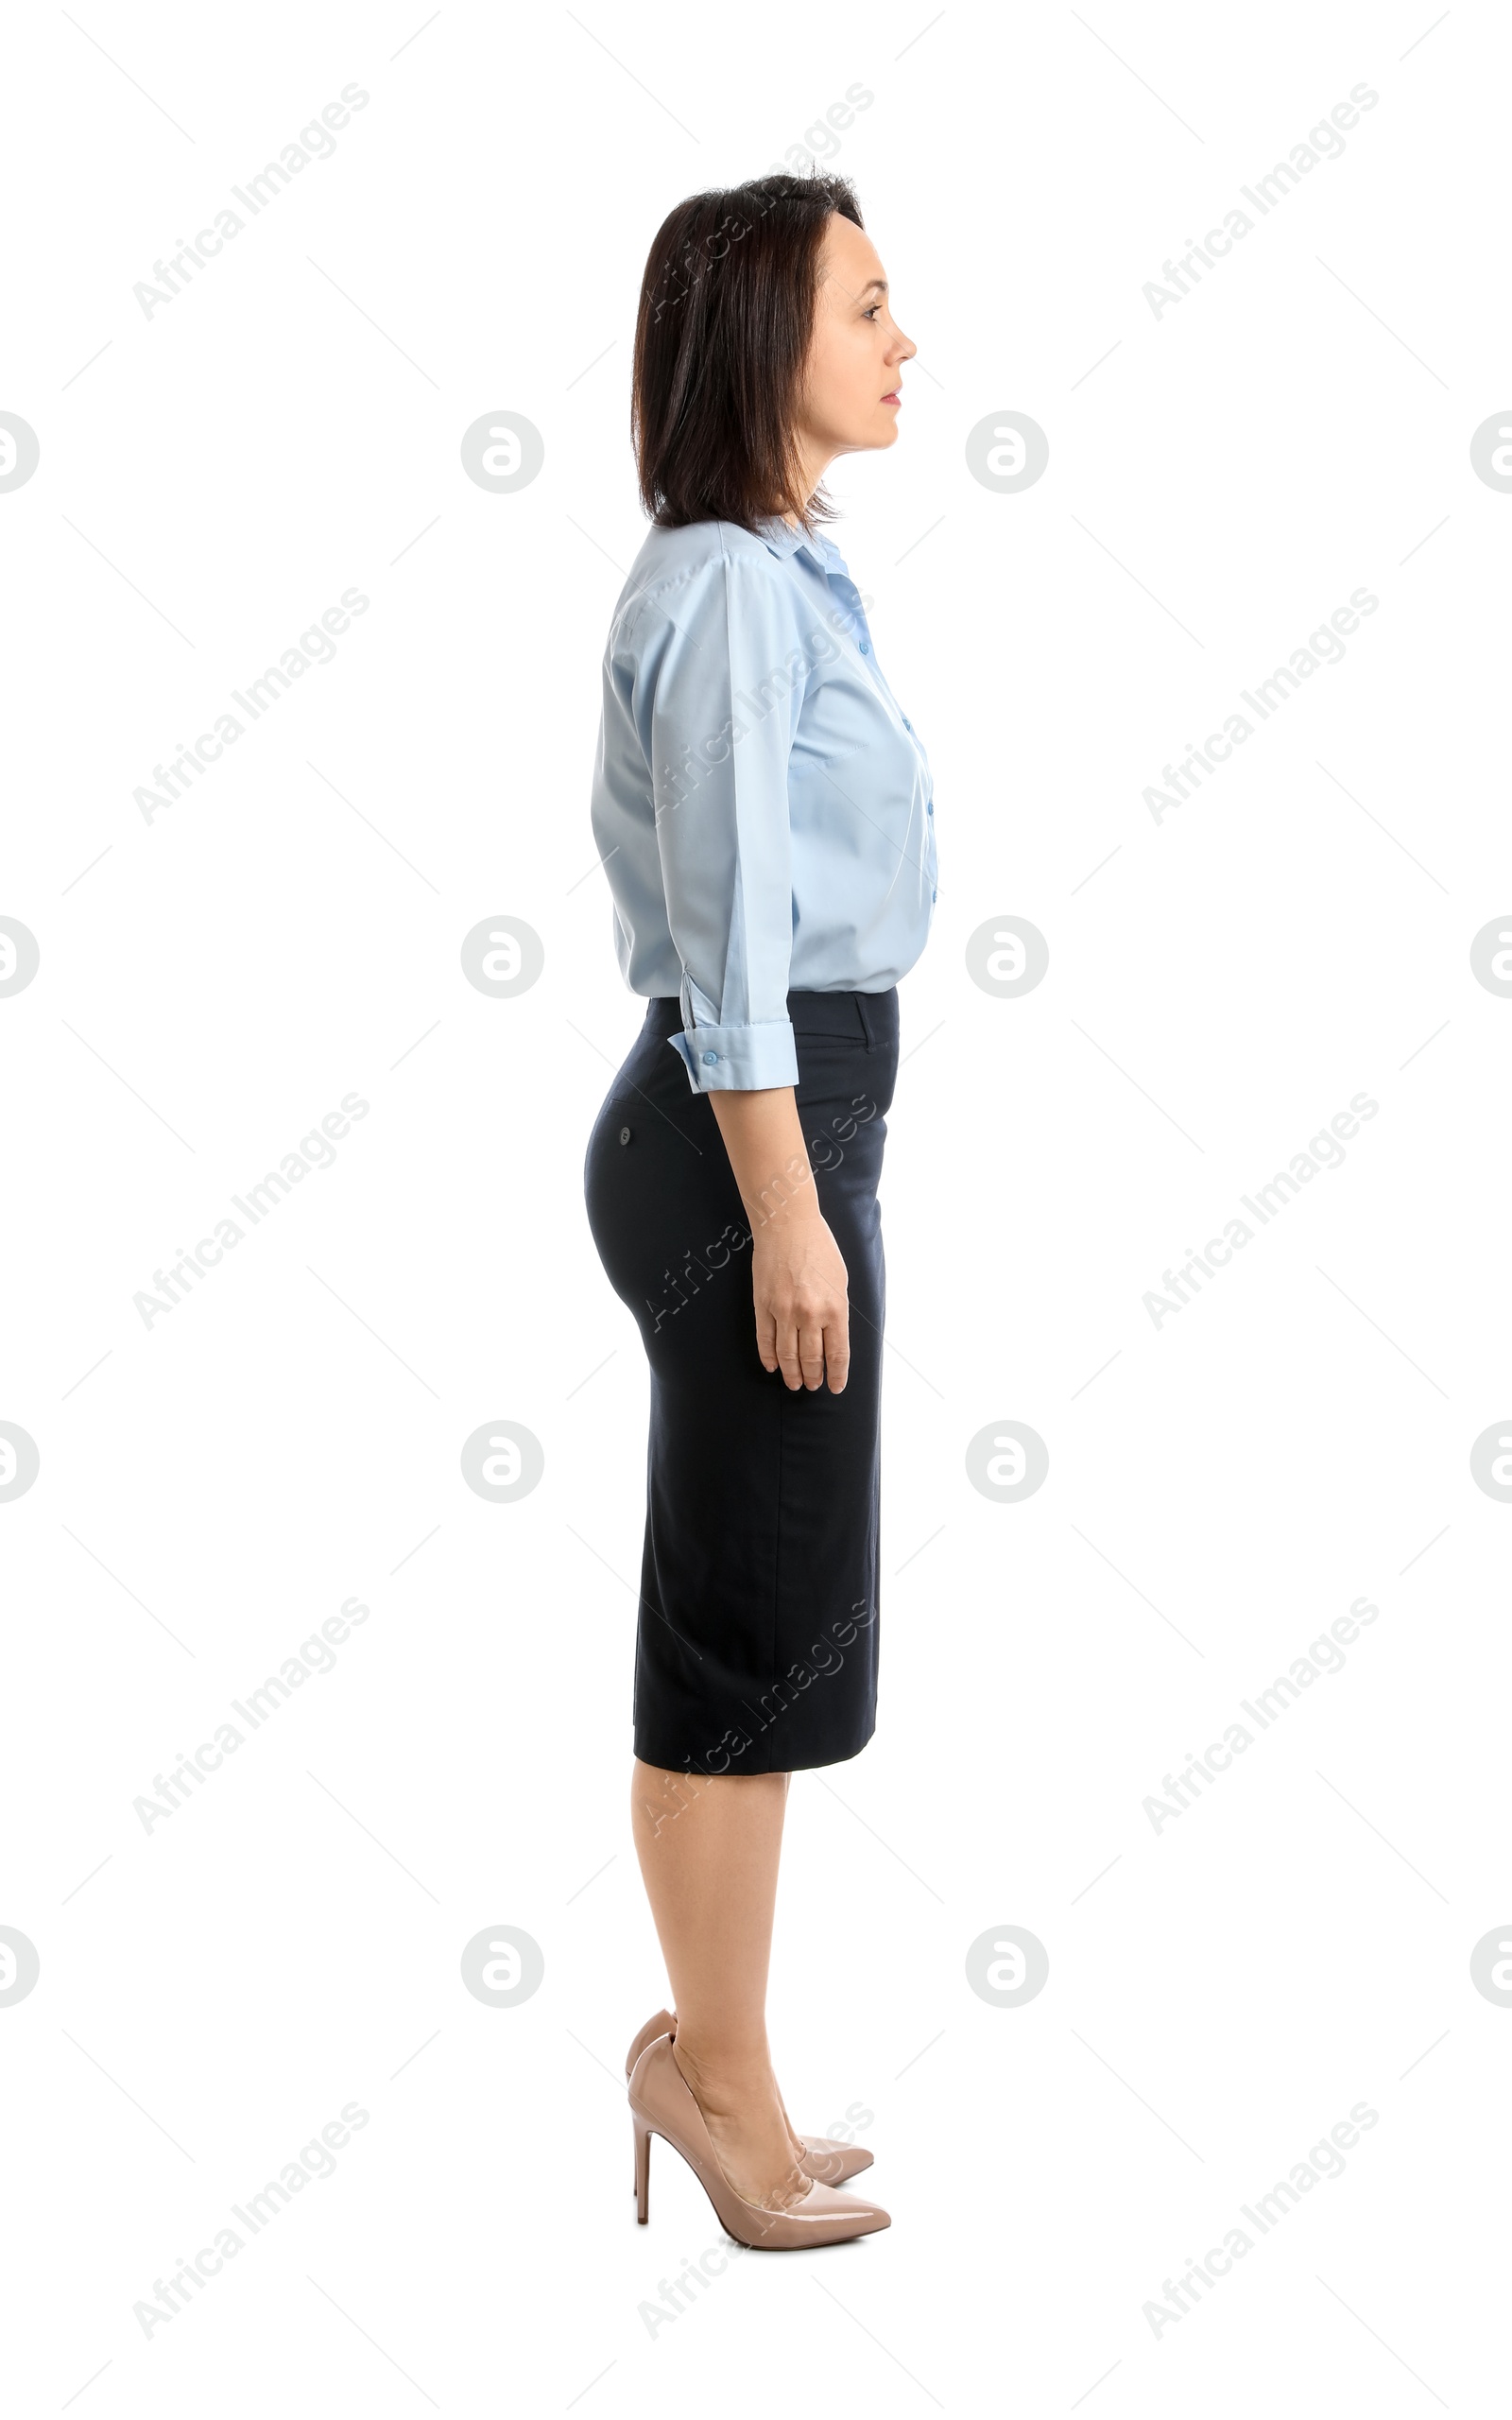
top-left (672, 2034), bottom-right (774, 2106)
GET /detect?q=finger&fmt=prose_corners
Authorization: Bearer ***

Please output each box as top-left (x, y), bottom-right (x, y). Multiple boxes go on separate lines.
top-left (754, 1299), bottom-right (779, 1374)
top-left (823, 1316), bottom-right (850, 1394)
top-left (799, 1321), bottom-right (827, 1391)
top-left (775, 1318), bottom-right (804, 1390)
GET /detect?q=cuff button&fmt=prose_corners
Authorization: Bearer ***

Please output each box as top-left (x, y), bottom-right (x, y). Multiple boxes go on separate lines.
top-left (619, 1125), bottom-right (632, 1144)
top-left (702, 1050), bottom-right (719, 1064)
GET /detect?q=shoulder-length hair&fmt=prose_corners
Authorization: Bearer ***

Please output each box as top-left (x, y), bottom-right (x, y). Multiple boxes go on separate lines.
top-left (631, 173), bottom-right (862, 539)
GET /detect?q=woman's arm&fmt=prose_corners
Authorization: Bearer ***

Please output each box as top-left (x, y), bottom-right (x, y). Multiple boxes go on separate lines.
top-left (629, 555), bottom-right (847, 1385)
top-left (709, 1087), bottom-right (850, 1394)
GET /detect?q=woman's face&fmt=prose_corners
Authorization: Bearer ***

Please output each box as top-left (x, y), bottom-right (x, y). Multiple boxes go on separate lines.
top-left (797, 213), bottom-right (917, 465)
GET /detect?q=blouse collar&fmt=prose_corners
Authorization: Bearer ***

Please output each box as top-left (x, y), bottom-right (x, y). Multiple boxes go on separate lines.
top-left (753, 513), bottom-right (845, 576)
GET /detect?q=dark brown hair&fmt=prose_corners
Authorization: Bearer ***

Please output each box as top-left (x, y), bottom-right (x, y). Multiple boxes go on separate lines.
top-left (631, 173), bottom-right (863, 538)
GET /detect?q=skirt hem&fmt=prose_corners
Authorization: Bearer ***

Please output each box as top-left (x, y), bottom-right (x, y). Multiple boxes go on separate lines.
top-left (631, 1721), bottom-right (876, 1779)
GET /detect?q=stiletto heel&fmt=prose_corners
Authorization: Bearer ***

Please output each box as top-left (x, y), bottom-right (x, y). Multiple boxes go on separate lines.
top-left (624, 2008), bottom-right (875, 2186)
top-left (633, 2113), bottom-right (651, 2224)
top-left (626, 2034), bottom-right (889, 2250)
top-left (627, 2011), bottom-right (675, 2191)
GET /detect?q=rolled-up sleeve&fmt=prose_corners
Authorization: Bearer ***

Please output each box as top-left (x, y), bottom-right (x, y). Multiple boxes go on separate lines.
top-left (629, 547), bottom-right (805, 1092)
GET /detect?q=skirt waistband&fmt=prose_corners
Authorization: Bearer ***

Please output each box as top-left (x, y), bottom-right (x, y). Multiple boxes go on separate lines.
top-left (643, 988), bottom-right (899, 1047)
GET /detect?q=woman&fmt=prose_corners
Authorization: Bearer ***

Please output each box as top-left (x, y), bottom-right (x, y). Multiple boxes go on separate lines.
top-left (583, 172), bottom-right (936, 2250)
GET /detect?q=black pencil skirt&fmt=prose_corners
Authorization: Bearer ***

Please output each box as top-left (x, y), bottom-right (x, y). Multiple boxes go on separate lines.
top-left (583, 988), bottom-right (900, 1777)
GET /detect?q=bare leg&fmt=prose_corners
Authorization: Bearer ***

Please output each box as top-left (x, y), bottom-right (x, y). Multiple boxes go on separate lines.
top-left (631, 1759), bottom-right (808, 2207)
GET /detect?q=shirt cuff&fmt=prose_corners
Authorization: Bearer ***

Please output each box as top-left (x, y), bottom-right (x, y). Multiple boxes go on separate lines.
top-left (666, 1017), bottom-right (799, 1094)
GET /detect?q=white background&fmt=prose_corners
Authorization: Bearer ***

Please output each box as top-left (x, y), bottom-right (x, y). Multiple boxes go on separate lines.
top-left (3, 0), bottom-right (1508, 2411)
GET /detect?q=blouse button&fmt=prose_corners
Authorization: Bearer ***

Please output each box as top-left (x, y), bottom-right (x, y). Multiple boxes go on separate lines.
top-left (927, 801), bottom-right (934, 816)
top-left (619, 1125), bottom-right (632, 1145)
top-left (902, 716), bottom-right (912, 730)
top-left (859, 641), bottom-right (869, 654)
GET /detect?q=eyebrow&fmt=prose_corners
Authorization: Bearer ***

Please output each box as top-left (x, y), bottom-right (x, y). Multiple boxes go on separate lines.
top-left (856, 279), bottom-right (887, 299)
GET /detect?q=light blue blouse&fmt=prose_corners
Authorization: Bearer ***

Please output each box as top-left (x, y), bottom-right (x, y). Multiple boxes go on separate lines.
top-left (590, 513), bottom-right (938, 1092)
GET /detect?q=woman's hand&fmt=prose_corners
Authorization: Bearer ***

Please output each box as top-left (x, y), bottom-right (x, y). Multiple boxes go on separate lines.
top-left (752, 1208), bottom-right (850, 1392)
top-left (708, 1085), bottom-right (851, 1392)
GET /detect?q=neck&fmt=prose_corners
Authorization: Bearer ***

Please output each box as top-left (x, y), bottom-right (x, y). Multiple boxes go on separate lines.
top-left (783, 442), bottom-right (833, 527)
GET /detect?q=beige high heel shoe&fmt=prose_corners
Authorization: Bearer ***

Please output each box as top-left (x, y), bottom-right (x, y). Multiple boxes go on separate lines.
top-left (625, 2009), bottom-right (875, 2186)
top-left (628, 2032), bottom-right (890, 2249)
